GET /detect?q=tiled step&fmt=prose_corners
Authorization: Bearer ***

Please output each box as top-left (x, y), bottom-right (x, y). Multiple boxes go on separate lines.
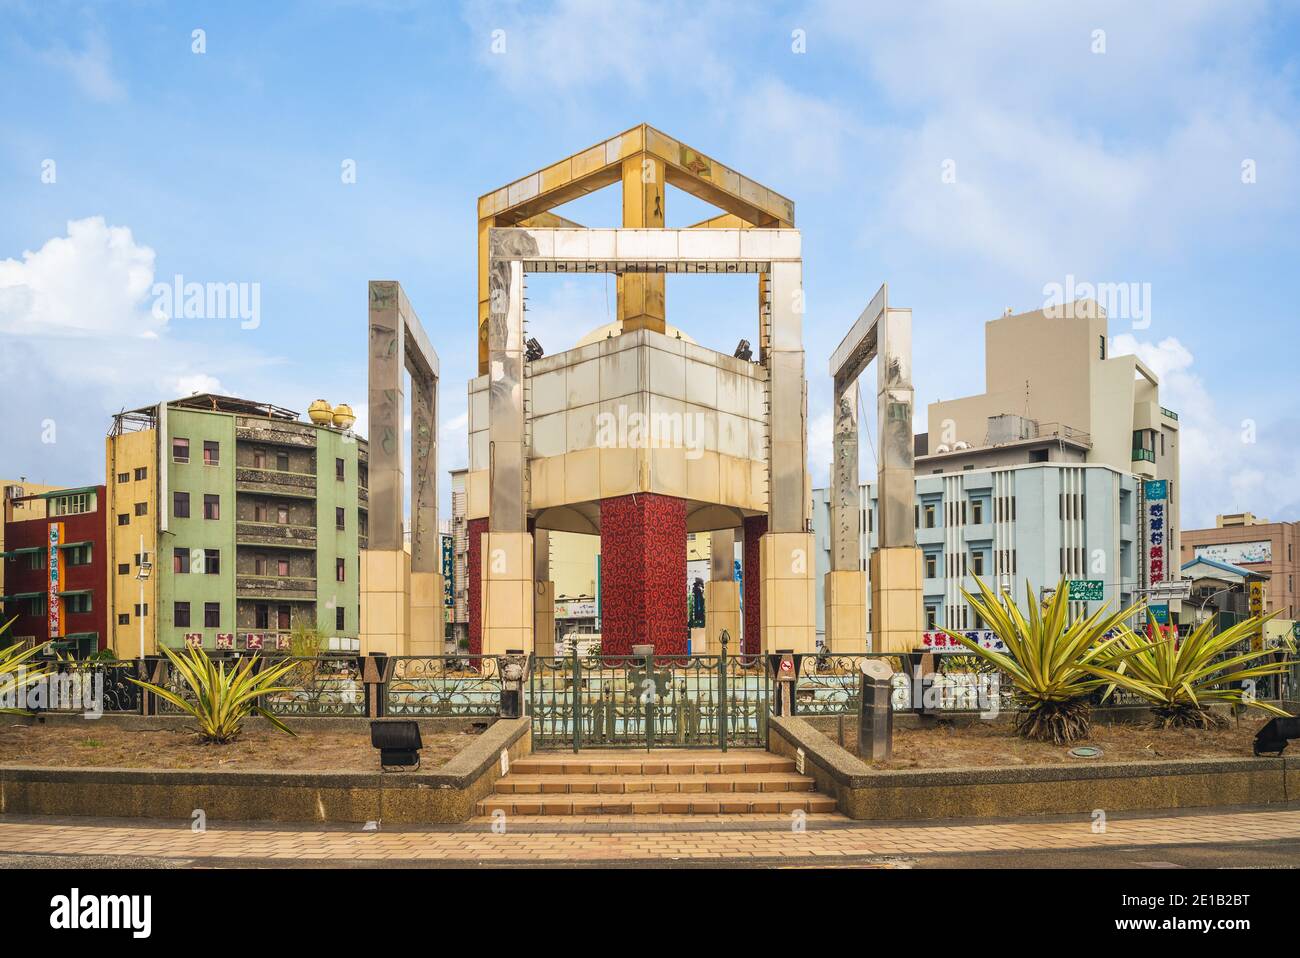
top-left (495, 772), bottom-right (815, 795)
top-left (476, 791), bottom-right (838, 817)
top-left (509, 752), bottom-right (796, 777)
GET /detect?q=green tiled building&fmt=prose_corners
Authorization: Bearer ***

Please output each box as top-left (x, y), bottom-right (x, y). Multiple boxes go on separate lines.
top-left (106, 395), bottom-right (368, 652)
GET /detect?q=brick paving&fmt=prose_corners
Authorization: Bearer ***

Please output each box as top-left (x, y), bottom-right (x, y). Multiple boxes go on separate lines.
top-left (1, 805), bottom-right (1298, 865)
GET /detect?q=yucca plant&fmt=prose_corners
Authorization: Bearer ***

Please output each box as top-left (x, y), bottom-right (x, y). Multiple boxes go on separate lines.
top-left (0, 617), bottom-right (51, 715)
top-left (128, 644), bottom-right (299, 743)
top-left (940, 577), bottom-right (1153, 744)
top-left (1087, 614), bottom-right (1294, 729)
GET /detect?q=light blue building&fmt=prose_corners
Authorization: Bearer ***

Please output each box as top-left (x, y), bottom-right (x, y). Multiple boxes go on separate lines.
top-left (813, 462), bottom-right (1140, 650)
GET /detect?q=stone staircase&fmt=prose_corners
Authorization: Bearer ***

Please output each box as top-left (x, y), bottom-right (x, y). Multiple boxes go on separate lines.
top-left (477, 750), bottom-right (837, 816)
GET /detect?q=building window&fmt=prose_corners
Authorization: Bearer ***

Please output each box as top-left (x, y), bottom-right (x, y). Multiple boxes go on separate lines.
top-left (336, 458), bottom-right (345, 481)
top-left (117, 563), bottom-right (130, 575)
top-left (203, 494), bottom-right (220, 520)
top-left (134, 602), bottom-right (148, 617)
top-left (134, 501), bottom-right (148, 516)
top-left (173, 491), bottom-right (190, 518)
top-left (923, 504), bottom-right (936, 529)
top-left (254, 555), bottom-right (266, 576)
top-left (277, 558), bottom-right (290, 577)
top-left (65, 593), bottom-right (91, 613)
top-left (359, 512), bottom-right (368, 537)
top-left (277, 604), bottom-right (290, 630)
top-left (255, 604), bottom-right (269, 629)
top-left (118, 613), bottom-right (130, 626)
top-left (204, 549), bottom-right (220, 575)
top-left (253, 449), bottom-right (266, 469)
top-left (971, 499), bottom-right (984, 524)
top-left (117, 472), bottom-right (130, 483)
top-left (359, 463), bottom-right (368, 489)
top-left (925, 607), bottom-right (937, 630)
top-left (924, 554), bottom-right (937, 579)
top-left (66, 544), bottom-right (92, 566)
top-left (174, 548), bottom-right (189, 574)
top-left (204, 602), bottom-right (220, 628)
top-left (135, 466), bottom-right (147, 481)
top-left (1099, 335), bottom-right (1106, 360)
top-left (972, 551), bottom-right (985, 576)
top-left (134, 551), bottom-right (150, 567)
top-left (175, 602), bottom-right (191, 628)
top-left (336, 606), bottom-right (345, 631)
top-left (25, 550), bottom-right (45, 570)
top-left (336, 507), bottom-right (345, 530)
top-left (28, 595), bottom-right (47, 617)
top-left (277, 505), bottom-right (290, 525)
top-left (203, 440), bottom-right (220, 466)
top-left (336, 557), bottom-right (345, 582)
top-left (117, 513), bottom-right (129, 526)
top-left (276, 452), bottom-right (289, 472)
top-left (173, 437), bottom-right (190, 463)
top-left (253, 503), bottom-right (267, 522)
top-left (51, 492), bottom-right (93, 516)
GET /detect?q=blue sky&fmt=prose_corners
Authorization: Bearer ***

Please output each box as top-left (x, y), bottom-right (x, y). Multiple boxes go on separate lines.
top-left (2, 0), bottom-right (1298, 528)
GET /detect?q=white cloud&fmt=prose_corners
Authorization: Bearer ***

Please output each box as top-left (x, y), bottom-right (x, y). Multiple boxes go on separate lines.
top-left (1110, 333), bottom-right (1300, 527)
top-left (39, 31), bottom-right (125, 103)
top-left (463, 0), bottom-right (733, 95)
top-left (0, 217), bottom-right (161, 338)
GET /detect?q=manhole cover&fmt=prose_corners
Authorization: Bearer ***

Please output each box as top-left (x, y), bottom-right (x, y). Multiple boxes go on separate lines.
top-left (1068, 746), bottom-right (1103, 758)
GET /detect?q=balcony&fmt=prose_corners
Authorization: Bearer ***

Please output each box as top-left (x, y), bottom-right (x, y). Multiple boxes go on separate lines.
top-left (236, 467), bottom-right (316, 499)
top-left (234, 417), bottom-right (315, 448)
top-left (236, 574), bottom-right (317, 601)
top-left (235, 521), bottom-right (317, 550)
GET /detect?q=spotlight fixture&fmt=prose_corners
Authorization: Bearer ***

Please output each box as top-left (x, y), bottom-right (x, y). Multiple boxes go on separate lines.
top-left (525, 337), bottom-right (544, 361)
top-left (734, 339), bottom-right (753, 361)
top-left (370, 719), bottom-right (423, 771)
top-left (1253, 716), bottom-right (1300, 755)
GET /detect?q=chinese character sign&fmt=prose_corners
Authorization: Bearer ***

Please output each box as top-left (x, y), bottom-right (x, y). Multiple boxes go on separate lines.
top-left (1144, 480), bottom-right (1168, 585)
top-left (921, 630), bottom-right (1007, 654)
top-left (441, 533), bottom-right (454, 608)
top-left (47, 522), bottom-right (63, 639)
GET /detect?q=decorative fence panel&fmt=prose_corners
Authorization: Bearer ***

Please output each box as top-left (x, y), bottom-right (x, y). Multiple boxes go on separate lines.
top-left (529, 652), bottom-right (769, 751)
top-left (30, 659), bottom-right (143, 714)
top-left (385, 656), bottom-right (501, 716)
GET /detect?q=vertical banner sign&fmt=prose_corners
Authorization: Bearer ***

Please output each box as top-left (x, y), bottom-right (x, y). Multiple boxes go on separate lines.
top-left (1143, 480), bottom-right (1168, 586)
top-left (441, 533), bottom-right (454, 609)
top-left (1249, 581), bottom-right (1266, 651)
top-left (47, 522), bottom-right (63, 639)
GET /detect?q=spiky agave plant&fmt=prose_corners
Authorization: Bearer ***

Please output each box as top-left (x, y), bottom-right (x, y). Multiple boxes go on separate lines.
top-left (1087, 613), bottom-right (1294, 729)
top-left (129, 643), bottom-right (299, 743)
top-left (939, 577), bottom-right (1152, 744)
top-left (0, 617), bottom-right (52, 715)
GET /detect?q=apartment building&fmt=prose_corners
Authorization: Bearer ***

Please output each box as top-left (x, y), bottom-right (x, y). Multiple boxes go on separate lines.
top-left (1, 486), bottom-right (108, 654)
top-left (1181, 513), bottom-right (1300, 619)
top-left (0, 479), bottom-right (64, 599)
top-left (105, 394), bottom-right (368, 653)
top-left (813, 300), bottom-right (1181, 647)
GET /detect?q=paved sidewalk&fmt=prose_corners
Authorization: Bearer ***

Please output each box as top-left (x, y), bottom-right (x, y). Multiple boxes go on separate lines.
top-left (3, 805), bottom-right (1300, 866)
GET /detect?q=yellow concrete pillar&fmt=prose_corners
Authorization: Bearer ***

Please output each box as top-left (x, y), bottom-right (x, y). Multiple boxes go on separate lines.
top-left (824, 569), bottom-right (868, 654)
top-left (870, 547), bottom-right (924, 653)
top-left (533, 580), bottom-right (555, 657)
top-left (703, 580), bottom-right (742, 656)
top-left (360, 548), bottom-right (411, 655)
top-left (409, 571), bottom-right (445, 656)
top-left (758, 532), bottom-right (817, 654)
top-left (481, 531), bottom-right (535, 655)
top-left (618, 153), bottom-right (666, 333)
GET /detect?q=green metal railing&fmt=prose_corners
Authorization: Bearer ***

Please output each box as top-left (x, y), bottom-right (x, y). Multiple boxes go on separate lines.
top-left (528, 649), bottom-right (769, 751)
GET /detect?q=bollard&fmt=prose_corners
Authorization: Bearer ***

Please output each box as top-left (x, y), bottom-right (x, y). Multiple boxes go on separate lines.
top-left (361, 653), bottom-right (392, 718)
top-left (858, 658), bottom-right (894, 762)
top-left (497, 650), bottom-right (529, 719)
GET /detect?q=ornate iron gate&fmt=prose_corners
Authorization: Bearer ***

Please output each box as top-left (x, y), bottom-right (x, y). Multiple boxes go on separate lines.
top-left (529, 650), bottom-right (770, 750)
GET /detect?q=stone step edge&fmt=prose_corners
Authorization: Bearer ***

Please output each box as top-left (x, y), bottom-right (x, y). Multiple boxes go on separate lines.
top-left (475, 793), bottom-right (837, 815)
top-left (495, 775), bottom-right (815, 795)
top-left (509, 759), bottom-right (796, 776)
